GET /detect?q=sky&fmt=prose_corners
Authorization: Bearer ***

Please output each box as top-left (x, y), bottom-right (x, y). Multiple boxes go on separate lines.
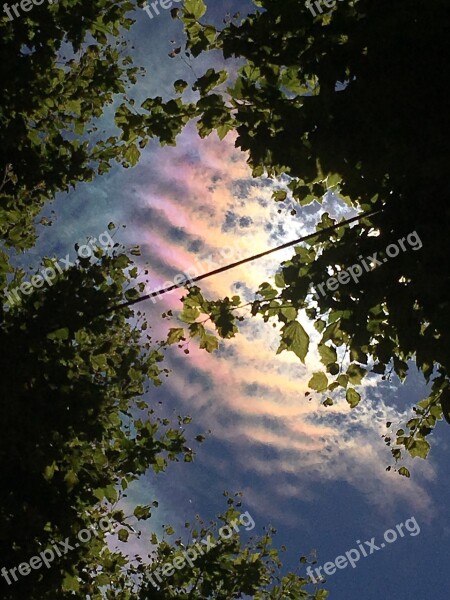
top-left (27, 1), bottom-right (450, 598)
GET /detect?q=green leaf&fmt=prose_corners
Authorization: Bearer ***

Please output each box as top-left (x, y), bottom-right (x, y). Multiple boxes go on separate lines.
top-left (62, 573), bottom-right (80, 593)
top-left (66, 99), bottom-right (82, 115)
top-left (167, 328), bottom-right (185, 345)
top-left (274, 272), bottom-right (285, 288)
top-left (272, 190), bottom-right (287, 202)
top-left (47, 327), bottom-right (69, 341)
top-left (217, 121), bottom-right (234, 140)
top-left (346, 363), bottom-right (367, 385)
top-left (199, 334), bottom-right (219, 353)
top-left (408, 438), bottom-right (430, 459)
top-left (327, 363), bottom-right (340, 375)
top-left (193, 68), bottom-right (228, 94)
top-left (96, 573), bottom-right (111, 586)
top-left (314, 319), bottom-right (326, 333)
top-left (90, 354), bottom-right (109, 371)
top-left (318, 344), bottom-right (337, 366)
top-left (94, 484), bottom-right (117, 503)
top-left (174, 79), bottom-right (188, 93)
top-left (258, 282), bottom-right (278, 300)
top-left (337, 374), bottom-right (349, 388)
top-left (280, 306), bottom-right (297, 321)
top-left (118, 528), bottom-right (129, 542)
top-left (278, 321), bottom-right (309, 363)
top-left (308, 371), bottom-right (328, 392)
top-left (43, 462), bottom-right (58, 481)
top-left (28, 128), bottom-right (42, 146)
top-left (64, 470), bottom-right (78, 491)
top-left (327, 173), bottom-right (341, 188)
top-left (184, 0), bottom-right (207, 19)
top-left (346, 387), bottom-right (361, 408)
top-left (133, 505), bottom-right (152, 521)
top-left (398, 467), bottom-right (410, 478)
top-left (180, 304), bottom-right (201, 323)
top-left (124, 145), bottom-right (140, 166)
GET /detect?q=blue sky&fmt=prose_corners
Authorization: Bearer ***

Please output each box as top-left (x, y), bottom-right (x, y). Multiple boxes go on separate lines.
top-left (25, 1), bottom-right (450, 597)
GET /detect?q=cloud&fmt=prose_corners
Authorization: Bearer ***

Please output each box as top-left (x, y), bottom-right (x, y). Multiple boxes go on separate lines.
top-left (112, 124), bottom-right (436, 525)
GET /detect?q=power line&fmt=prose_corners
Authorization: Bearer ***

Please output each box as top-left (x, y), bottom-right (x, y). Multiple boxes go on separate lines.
top-left (100, 207), bottom-right (382, 317)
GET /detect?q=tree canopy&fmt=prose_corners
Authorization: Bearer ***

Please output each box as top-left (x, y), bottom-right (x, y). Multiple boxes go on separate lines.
top-left (126, 0), bottom-right (450, 472)
top-left (0, 0), bottom-right (147, 256)
top-left (0, 1), bottom-right (327, 598)
top-left (2, 0), bottom-right (448, 596)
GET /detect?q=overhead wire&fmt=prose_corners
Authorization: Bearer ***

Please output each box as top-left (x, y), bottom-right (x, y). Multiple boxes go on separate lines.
top-left (99, 207), bottom-right (382, 317)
